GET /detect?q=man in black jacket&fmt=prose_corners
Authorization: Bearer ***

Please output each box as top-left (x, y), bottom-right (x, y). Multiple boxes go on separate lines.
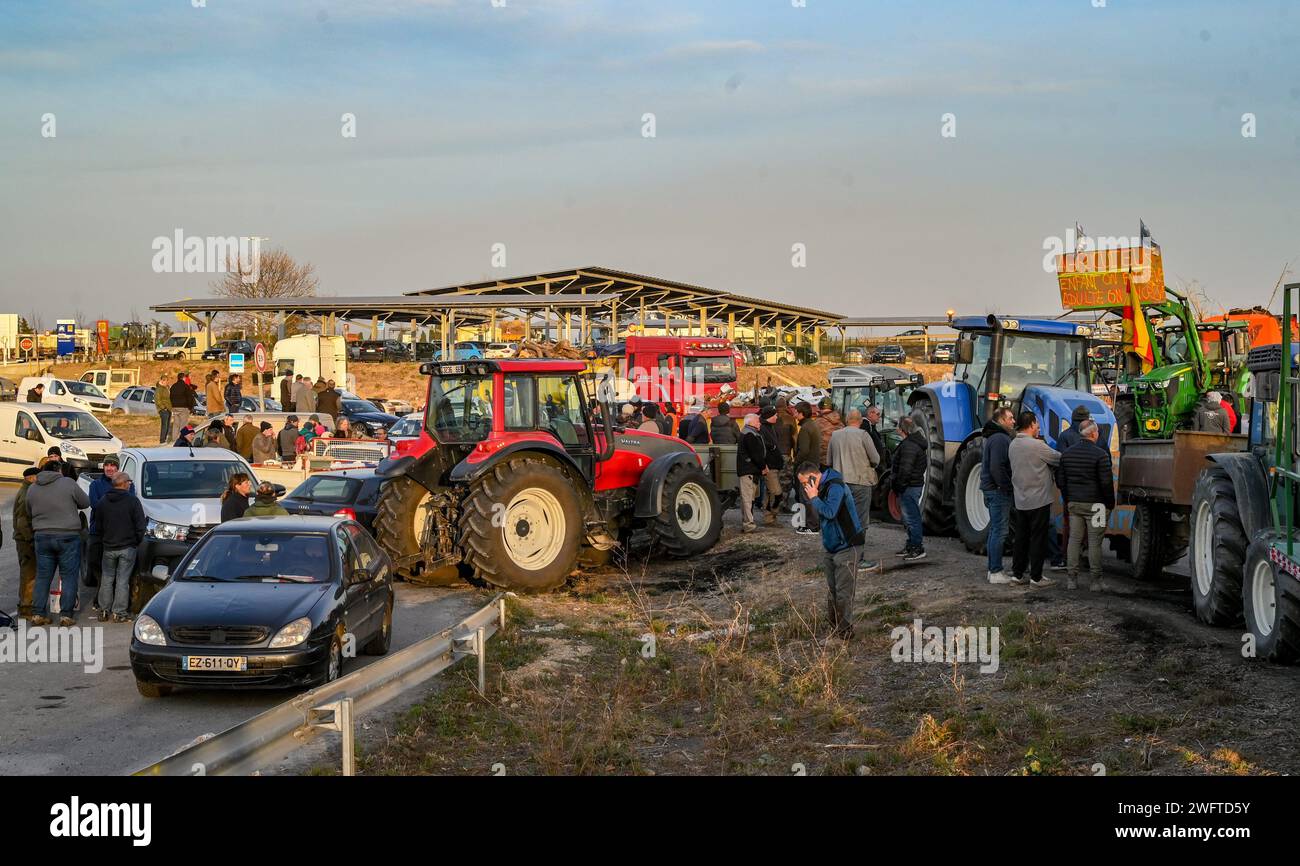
top-left (1057, 419), bottom-right (1113, 591)
top-left (759, 405), bottom-right (785, 524)
top-left (93, 473), bottom-right (146, 621)
top-left (709, 402), bottom-right (740, 445)
top-left (891, 416), bottom-right (928, 560)
top-left (736, 414), bottom-right (767, 533)
top-left (169, 371), bottom-right (197, 440)
top-left (1053, 404), bottom-right (1091, 570)
top-left (979, 407), bottom-right (1016, 584)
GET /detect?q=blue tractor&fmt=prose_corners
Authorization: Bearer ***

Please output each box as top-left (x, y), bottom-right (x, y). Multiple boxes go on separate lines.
top-left (908, 315), bottom-right (1119, 553)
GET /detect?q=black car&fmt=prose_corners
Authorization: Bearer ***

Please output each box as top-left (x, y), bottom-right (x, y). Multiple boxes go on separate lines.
top-left (130, 515), bottom-right (394, 697)
top-left (202, 340), bottom-right (255, 361)
top-left (790, 346), bottom-right (820, 364)
top-left (280, 469), bottom-right (387, 532)
top-left (871, 344), bottom-right (907, 363)
top-left (338, 397), bottom-right (400, 434)
top-left (355, 340), bottom-right (409, 362)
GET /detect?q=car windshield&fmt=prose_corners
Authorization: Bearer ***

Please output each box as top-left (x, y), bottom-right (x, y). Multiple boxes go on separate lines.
top-left (684, 356), bottom-right (736, 384)
top-left (160, 336), bottom-right (187, 347)
top-left (141, 460), bottom-right (251, 499)
top-left (179, 532), bottom-right (333, 583)
top-left (343, 399), bottom-right (381, 413)
top-left (65, 381), bottom-right (107, 398)
top-left (428, 375), bottom-right (494, 442)
top-left (37, 411), bottom-right (113, 440)
top-left (389, 416), bottom-right (422, 437)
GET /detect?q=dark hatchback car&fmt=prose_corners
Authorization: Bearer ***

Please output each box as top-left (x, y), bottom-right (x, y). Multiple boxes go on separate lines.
top-left (871, 344), bottom-right (907, 363)
top-left (130, 515), bottom-right (394, 697)
top-left (280, 470), bottom-right (387, 532)
top-left (355, 340), bottom-right (409, 362)
top-left (202, 339), bottom-right (255, 361)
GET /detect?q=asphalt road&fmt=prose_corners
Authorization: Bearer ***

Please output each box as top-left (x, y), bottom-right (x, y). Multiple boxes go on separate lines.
top-left (0, 481), bottom-right (490, 775)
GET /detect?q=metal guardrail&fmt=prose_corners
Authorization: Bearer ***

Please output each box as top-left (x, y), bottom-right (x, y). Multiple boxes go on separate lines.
top-left (133, 594), bottom-right (506, 777)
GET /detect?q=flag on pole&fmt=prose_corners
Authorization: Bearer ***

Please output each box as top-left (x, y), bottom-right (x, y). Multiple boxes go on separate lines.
top-left (1122, 275), bottom-right (1155, 374)
top-left (1074, 222), bottom-right (1088, 252)
top-left (1140, 219), bottom-right (1160, 251)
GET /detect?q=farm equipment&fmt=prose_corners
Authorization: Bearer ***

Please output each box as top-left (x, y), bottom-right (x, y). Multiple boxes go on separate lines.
top-left (828, 364), bottom-right (924, 518)
top-left (909, 315), bottom-right (1115, 548)
top-left (1186, 283), bottom-right (1300, 661)
top-left (372, 358), bottom-right (723, 592)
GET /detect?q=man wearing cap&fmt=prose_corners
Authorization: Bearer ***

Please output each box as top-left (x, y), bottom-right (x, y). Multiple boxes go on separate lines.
top-left (251, 421), bottom-right (278, 463)
top-left (278, 416), bottom-right (301, 461)
top-left (12, 466), bottom-right (41, 618)
top-left (736, 413), bottom-right (768, 533)
top-left (173, 424), bottom-right (196, 447)
top-left (759, 405), bottom-right (786, 523)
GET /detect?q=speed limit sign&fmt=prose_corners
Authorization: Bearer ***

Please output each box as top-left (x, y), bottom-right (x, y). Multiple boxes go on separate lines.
top-left (254, 342), bottom-right (267, 373)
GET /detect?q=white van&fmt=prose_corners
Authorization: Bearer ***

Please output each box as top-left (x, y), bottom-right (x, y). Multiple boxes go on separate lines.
top-left (272, 334), bottom-right (351, 390)
top-left (153, 331), bottom-right (213, 360)
top-left (0, 402), bottom-right (123, 479)
top-left (80, 367), bottom-right (140, 398)
top-left (18, 376), bottom-right (113, 414)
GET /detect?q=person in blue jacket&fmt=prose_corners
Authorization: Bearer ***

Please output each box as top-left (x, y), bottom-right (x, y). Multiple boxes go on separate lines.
top-left (797, 461), bottom-right (864, 640)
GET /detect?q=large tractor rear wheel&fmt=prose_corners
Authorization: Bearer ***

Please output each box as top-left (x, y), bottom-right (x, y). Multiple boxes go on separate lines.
top-left (912, 395), bottom-right (955, 536)
top-left (1243, 533), bottom-right (1300, 664)
top-left (1188, 466), bottom-right (1247, 625)
top-left (652, 463), bottom-right (723, 556)
top-left (374, 475), bottom-right (461, 585)
top-left (459, 457), bottom-right (582, 592)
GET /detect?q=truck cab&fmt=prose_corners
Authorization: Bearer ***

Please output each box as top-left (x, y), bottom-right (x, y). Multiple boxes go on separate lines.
top-left (616, 335), bottom-right (738, 406)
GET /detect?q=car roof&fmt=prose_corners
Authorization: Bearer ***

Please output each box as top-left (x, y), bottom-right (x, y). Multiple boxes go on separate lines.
top-left (125, 446), bottom-right (250, 462)
top-left (208, 515), bottom-right (347, 533)
top-left (293, 468), bottom-right (379, 482)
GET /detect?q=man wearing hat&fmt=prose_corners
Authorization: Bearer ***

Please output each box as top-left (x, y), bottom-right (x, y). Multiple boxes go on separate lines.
top-left (251, 421), bottom-right (278, 463)
top-left (759, 405), bottom-right (786, 523)
top-left (736, 413), bottom-right (768, 532)
top-left (12, 466), bottom-right (41, 618)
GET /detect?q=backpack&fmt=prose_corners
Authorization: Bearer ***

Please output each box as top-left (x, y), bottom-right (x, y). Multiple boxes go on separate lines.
top-left (822, 477), bottom-right (865, 547)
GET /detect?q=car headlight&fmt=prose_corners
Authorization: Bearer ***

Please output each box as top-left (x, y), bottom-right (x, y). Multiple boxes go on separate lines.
top-left (60, 442), bottom-right (84, 457)
top-left (269, 617), bottom-right (312, 649)
top-left (134, 615), bottom-right (167, 646)
top-left (73, 397), bottom-right (87, 404)
top-left (146, 518), bottom-right (188, 541)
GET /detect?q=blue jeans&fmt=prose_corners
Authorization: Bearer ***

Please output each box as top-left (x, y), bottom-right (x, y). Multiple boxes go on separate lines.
top-left (984, 489), bottom-right (1011, 573)
top-left (34, 533), bottom-right (82, 619)
top-left (99, 547), bottom-right (137, 616)
top-left (900, 486), bottom-right (923, 550)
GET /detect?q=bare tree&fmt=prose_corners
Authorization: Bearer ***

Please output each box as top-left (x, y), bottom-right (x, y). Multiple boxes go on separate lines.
top-left (211, 246), bottom-right (319, 345)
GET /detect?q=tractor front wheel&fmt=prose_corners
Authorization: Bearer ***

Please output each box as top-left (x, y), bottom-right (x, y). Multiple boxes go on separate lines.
top-left (1188, 466), bottom-right (1247, 625)
top-left (1243, 533), bottom-right (1300, 663)
top-left (652, 463), bottom-right (722, 556)
top-left (374, 475), bottom-right (460, 585)
top-left (459, 457), bottom-right (582, 592)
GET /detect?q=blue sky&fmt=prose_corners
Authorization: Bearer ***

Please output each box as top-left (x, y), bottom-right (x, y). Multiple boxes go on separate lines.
top-left (2, 0), bottom-right (1298, 325)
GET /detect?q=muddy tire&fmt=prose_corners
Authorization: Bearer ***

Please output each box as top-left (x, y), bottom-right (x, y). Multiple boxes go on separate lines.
top-left (1188, 466), bottom-right (1247, 625)
top-left (1114, 398), bottom-right (1139, 443)
top-left (458, 457), bottom-right (582, 592)
top-left (374, 475), bottom-right (459, 584)
top-left (652, 463), bottom-right (723, 556)
top-left (1243, 533), bottom-right (1300, 663)
top-left (911, 395), bottom-right (955, 536)
top-left (1128, 503), bottom-right (1170, 581)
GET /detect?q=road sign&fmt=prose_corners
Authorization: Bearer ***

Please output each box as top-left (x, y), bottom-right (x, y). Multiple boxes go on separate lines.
top-left (19, 336), bottom-right (34, 353)
top-left (229, 353), bottom-right (245, 373)
top-left (254, 342), bottom-right (267, 373)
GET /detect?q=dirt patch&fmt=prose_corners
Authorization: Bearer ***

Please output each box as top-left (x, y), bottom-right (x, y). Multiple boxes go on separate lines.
top-left (359, 515), bottom-right (1299, 776)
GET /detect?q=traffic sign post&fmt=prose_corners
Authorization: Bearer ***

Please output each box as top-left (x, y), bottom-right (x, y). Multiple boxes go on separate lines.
top-left (229, 353), bottom-right (245, 374)
top-left (254, 343), bottom-right (267, 411)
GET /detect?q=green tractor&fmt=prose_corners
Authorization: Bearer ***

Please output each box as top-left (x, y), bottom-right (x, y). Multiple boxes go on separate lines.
top-left (1187, 283), bottom-right (1300, 662)
top-left (1106, 288), bottom-right (1250, 441)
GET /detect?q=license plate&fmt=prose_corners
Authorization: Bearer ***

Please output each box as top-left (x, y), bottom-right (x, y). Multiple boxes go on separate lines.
top-left (441, 364), bottom-right (465, 374)
top-left (182, 656), bottom-right (247, 672)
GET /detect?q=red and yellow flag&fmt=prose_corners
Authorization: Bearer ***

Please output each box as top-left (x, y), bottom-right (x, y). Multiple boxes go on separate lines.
top-left (1121, 276), bottom-right (1155, 374)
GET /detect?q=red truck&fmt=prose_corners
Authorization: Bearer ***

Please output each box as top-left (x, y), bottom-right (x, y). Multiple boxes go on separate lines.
top-left (592, 335), bottom-right (740, 407)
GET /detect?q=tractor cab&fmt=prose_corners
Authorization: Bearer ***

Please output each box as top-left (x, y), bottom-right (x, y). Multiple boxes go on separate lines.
top-left (949, 315), bottom-right (1104, 448)
top-left (828, 364), bottom-right (922, 440)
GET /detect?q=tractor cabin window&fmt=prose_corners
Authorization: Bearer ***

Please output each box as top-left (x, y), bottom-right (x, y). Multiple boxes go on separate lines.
top-left (504, 375), bottom-right (590, 447)
top-left (428, 376), bottom-right (494, 443)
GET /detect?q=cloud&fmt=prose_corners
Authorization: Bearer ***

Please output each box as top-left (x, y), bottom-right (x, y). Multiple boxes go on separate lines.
top-left (660, 39), bottom-right (766, 60)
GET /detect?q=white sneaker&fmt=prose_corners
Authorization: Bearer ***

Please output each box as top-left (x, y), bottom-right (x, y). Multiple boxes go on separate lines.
top-left (987, 571), bottom-right (1013, 585)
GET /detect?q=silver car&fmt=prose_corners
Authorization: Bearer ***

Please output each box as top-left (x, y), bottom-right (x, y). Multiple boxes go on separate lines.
top-left (110, 385), bottom-right (161, 416)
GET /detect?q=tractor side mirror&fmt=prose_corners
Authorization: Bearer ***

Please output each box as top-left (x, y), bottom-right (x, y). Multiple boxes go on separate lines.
top-left (954, 339), bottom-right (974, 365)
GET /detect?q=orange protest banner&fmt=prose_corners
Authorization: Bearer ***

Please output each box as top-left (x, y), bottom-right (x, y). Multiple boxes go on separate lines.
top-left (1056, 246), bottom-right (1164, 311)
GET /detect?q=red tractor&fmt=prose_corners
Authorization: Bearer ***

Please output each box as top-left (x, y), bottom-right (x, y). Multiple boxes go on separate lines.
top-left (374, 358), bottom-right (724, 592)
